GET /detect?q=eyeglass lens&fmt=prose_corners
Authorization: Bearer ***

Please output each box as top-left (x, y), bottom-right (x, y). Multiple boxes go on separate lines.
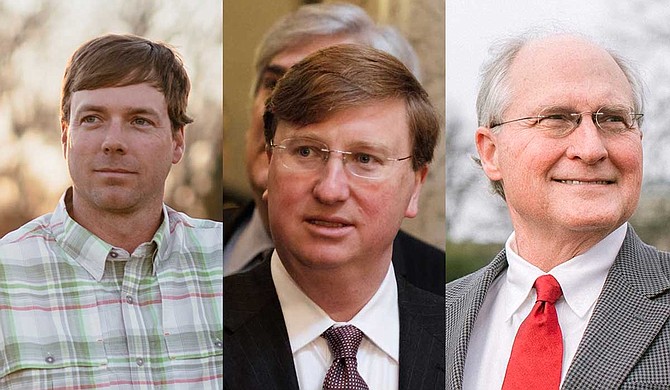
top-left (535, 106), bottom-right (639, 136)
top-left (273, 138), bottom-right (398, 179)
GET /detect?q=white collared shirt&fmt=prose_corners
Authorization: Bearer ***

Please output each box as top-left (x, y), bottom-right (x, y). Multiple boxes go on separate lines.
top-left (271, 251), bottom-right (400, 390)
top-left (463, 224), bottom-right (627, 390)
top-left (223, 207), bottom-right (274, 276)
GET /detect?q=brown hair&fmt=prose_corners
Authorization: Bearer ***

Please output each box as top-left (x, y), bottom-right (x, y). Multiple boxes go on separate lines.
top-left (263, 44), bottom-right (440, 170)
top-left (60, 34), bottom-right (193, 132)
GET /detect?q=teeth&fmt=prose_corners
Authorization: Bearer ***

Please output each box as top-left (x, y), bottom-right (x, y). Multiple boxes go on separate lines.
top-left (311, 220), bottom-right (345, 227)
top-left (558, 180), bottom-right (610, 185)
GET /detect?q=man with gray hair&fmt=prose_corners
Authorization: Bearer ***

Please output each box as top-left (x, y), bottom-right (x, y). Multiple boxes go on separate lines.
top-left (223, 2), bottom-right (445, 295)
top-left (446, 32), bottom-right (670, 388)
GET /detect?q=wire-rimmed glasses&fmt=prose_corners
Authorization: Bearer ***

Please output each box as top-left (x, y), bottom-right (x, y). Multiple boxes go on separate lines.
top-left (269, 137), bottom-right (412, 180)
top-left (490, 105), bottom-right (643, 137)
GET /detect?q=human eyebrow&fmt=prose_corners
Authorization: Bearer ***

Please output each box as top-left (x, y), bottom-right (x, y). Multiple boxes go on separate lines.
top-left (263, 64), bottom-right (287, 78)
top-left (346, 140), bottom-right (396, 154)
top-left (73, 104), bottom-right (106, 115)
top-left (256, 64), bottom-right (287, 93)
top-left (537, 105), bottom-right (574, 114)
top-left (125, 108), bottom-right (164, 127)
top-left (125, 107), bottom-right (161, 118)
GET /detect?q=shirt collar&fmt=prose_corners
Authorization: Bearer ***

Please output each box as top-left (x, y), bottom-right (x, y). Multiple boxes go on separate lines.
top-left (271, 251), bottom-right (399, 363)
top-left (503, 224), bottom-right (627, 321)
top-left (223, 207), bottom-right (274, 274)
top-left (52, 188), bottom-right (170, 281)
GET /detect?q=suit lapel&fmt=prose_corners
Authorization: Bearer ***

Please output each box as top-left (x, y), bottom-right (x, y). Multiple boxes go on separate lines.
top-left (562, 227), bottom-right (670, 388)
top-left (446, 250), bottom-right (508, 389)
top-left (223, 258), bottom-right (300, 390)
top-left (397, 276), bottom-right (445, 390)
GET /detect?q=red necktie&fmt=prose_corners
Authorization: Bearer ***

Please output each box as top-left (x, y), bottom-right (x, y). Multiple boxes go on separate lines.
top-left (502, 274), bottom-right (564, 390)
top-left (321, 325), bottom-right (369, 390)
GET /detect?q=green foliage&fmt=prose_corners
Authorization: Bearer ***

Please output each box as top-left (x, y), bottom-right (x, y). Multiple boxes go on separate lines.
top-left (446, 240), bottom-right (502, 282)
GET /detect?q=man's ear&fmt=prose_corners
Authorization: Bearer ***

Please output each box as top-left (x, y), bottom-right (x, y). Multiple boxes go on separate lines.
top-left (404, 165), bottom-right (429, 218)
top-left (172, 126), bottom-right (185, 164)
top-left (475, 126), bottom-right (502, 181)
top-left (61, 121), bottom-right (69, 158)
top-left (265, 144), bottom-right (272, 162)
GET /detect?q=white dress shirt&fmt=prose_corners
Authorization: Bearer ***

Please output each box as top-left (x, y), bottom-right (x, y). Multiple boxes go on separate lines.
top-left (271, 251), bottom-right (400, 390)
top-left (223, 206), bottom-right (274, 276)
top-left (463, 224), bottom-right (627, 390)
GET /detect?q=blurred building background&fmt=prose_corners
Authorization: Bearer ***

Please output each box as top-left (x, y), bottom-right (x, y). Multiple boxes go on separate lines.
top-left (0, 0), bottom-right (222, 236)
top-left (223, 0), bottom-right (446, 249)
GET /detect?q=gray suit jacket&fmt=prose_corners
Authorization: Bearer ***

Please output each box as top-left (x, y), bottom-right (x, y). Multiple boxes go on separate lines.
top-left (225, 257), bottom-right (445, 390)
top-left (446, 225), bottom-right (670, 389)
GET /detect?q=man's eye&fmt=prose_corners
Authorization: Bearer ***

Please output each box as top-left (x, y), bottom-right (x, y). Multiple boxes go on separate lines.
top-left (132, 118), bottom-right (151, 126)
top-left (297, 146), bottom-right (311, 157)
top-left (600, 114), bottom-right (626, 123)
top-left (353, 153), bottom-right (382, 165)
top-left (262, 76), bottom-right (278, 91)
top-left (539, 114), bottom-right (569, 122)
top-left (82, 116), bottom-right (99, 124)
top-left (294, 145), bottom-right (321, 158)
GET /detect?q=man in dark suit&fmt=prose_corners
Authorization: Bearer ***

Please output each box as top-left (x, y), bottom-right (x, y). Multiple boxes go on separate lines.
top-left (223, 2), bottom-right (445, 295)
top-left (446, 32), bottom-right (670, 388)
top-left (225, 45), bottom-right (444, 389)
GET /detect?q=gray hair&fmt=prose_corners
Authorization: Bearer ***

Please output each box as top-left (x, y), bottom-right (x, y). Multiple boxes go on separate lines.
top-left (475, 30), bottom-right (646, 199)
top-left (251, 2), bottom-right (421, 96)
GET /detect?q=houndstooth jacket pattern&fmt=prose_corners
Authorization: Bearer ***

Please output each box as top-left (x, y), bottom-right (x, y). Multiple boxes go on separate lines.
top-left (446, 224), bottom-right (670, 389)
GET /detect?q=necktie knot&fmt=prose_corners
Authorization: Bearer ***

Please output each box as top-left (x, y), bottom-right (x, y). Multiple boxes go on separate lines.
top-left (534, 274), bottom-right (562, 304)
top-left (321, 325), bottom-right (369, 390)
top-left (322, 325), bottom-right (364, 360)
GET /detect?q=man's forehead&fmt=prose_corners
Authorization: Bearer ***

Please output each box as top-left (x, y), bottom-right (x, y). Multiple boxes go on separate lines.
top-left (512, 36), bottom-right (622, 78)
top-left (70, 84), bottom-right (167, 111)
top-left (275, 99), bottom-right (411, 142)
top-left (506, 35), bottom-right (634, 106)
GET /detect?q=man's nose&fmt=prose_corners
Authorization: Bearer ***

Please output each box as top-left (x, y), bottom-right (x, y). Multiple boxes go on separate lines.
top-left (565, 114), bottom-right (608, 164)
top-left (312, 153), bottom-right (350, 204)
top-left (101, 120), bottom-right (128, 154)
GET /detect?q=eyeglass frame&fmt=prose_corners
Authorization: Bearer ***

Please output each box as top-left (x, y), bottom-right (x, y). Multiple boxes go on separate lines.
top-left (268, 137), bottom-right (413, 180)
top-left (489, 105), bottom-right (644, 134)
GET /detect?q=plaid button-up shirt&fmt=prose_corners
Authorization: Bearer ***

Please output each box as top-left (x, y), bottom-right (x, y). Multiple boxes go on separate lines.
top-left (0, 190), bottom-right (223, 389)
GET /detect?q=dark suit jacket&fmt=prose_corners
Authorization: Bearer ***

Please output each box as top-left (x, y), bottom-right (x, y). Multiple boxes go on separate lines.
top-left (224, 201), bottom-right (445, 296)
top-left (446, 225), bottom-right (670, 389)
top-left (224, 257), bottom-right (445, 390)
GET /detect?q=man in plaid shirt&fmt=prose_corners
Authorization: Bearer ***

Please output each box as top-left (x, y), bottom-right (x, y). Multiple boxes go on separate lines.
top-left (0, 34), bottom-right (222, 388)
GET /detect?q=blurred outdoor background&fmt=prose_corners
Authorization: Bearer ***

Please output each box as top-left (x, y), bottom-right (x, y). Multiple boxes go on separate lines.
top-left (447, 0), bottom-right (670, 280)
top-left (224, 0), bottom-right (446, 249)
top-left (0, 0), bottom-right (223, 236)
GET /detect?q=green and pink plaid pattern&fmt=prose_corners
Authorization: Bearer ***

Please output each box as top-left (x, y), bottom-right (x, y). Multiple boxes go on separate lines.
top-left (0, 191), bottom-right (223, 389)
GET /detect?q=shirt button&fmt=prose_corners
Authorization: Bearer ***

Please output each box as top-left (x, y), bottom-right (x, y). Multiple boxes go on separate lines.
top-left (45, 355), bottom-right (55, 364)
top-left (136, 358), bottom-right (144, 366)
top-left (110, 251), bottom-right (118, 258)
top-left (126, 295), bottom-right (133, 304)
top-left (214, 340), bottom-right (223, 348)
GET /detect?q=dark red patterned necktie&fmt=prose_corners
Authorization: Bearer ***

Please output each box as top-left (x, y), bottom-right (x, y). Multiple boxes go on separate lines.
top-left (321, 325), bottom-right (369, 390)
top-left (502, 274), bottom-right (564, 389)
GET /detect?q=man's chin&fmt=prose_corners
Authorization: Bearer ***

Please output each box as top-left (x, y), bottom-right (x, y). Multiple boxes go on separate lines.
top-left (86, 189), bottom-right (143, 214)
